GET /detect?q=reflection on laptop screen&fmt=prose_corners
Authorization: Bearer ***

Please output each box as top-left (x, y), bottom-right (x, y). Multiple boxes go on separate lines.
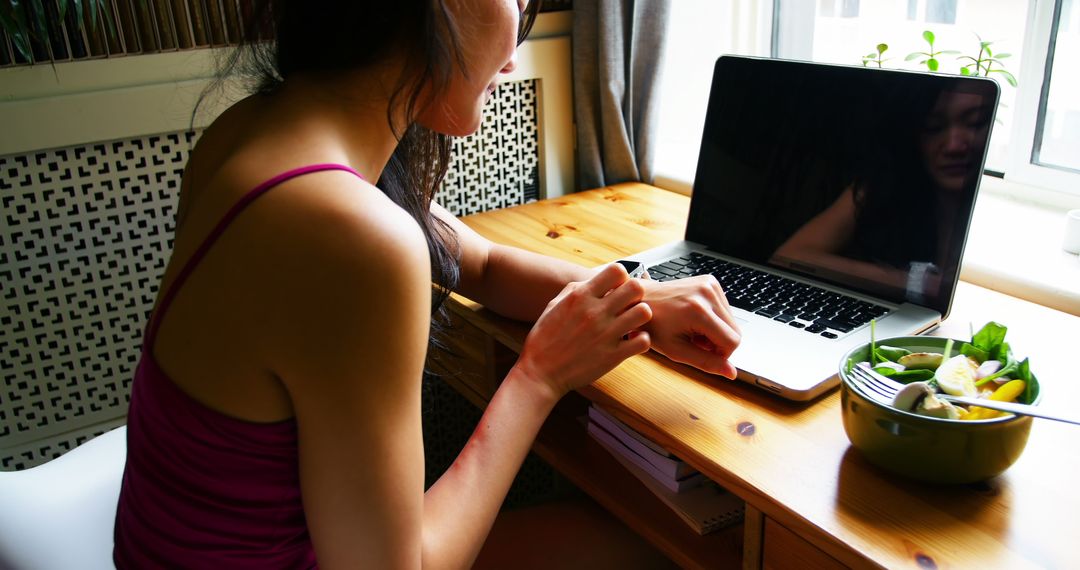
top-left (688, 57), bottom-right (999, 315)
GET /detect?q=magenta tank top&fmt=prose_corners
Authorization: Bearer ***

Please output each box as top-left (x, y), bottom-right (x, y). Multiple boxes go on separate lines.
top-left (114, 164), bottom-right (364, 568)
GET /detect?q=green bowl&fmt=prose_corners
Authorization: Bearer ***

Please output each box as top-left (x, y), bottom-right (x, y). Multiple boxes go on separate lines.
top-left (839, 336), bottom-right (1041, 484)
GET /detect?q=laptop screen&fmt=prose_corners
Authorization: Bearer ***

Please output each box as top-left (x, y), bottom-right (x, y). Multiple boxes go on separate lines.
top-left (687, 56), bottom-right (999, 316)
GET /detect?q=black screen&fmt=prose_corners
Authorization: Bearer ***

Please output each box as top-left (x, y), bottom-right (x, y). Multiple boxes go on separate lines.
top-left (688, 56), bottom-right (999, 316)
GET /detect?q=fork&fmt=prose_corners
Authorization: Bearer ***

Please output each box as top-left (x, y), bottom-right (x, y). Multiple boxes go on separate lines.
top-left (846, 364), bottom-right (1080, 426)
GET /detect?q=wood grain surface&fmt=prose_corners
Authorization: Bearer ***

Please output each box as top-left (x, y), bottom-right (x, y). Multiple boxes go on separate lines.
top-left (451, 182), bottom-right (1080, 569)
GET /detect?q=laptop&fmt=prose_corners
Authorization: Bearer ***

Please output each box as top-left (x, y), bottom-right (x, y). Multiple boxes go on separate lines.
top-left (628, 55), bottom-right (999, 401)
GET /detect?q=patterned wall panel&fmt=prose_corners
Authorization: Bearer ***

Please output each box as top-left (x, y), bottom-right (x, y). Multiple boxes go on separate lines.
top-left (0, 133), bottom-right (195, 470)
top-left (0, 79), bottom-right (540, 470)
top-left (439, 79), bottom-right (539, 216)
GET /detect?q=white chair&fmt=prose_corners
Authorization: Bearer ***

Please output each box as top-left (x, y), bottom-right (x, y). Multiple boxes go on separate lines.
top-left (0, 426), bottom-right (127, 570)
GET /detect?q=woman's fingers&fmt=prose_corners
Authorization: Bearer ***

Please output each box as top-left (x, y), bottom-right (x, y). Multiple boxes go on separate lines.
top-left (617, 330), bottom-right (652, 359)
top-left (584, 263), bottom-right (633, 297)
top-left (658, 335), bottom-right (738, 378)
top-left (613, 300), bottom-right (652, 336)
top-left (601, 274), bottom-right (647, 312)
top-left (635, 275), bottom-right (743, 378)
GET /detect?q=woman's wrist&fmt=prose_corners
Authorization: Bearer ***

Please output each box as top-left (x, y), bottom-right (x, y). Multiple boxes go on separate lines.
top-left (503, 362), bottom-right (565, 412)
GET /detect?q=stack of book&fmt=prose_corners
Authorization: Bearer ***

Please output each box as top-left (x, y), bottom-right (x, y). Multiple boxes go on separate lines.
top-left (587, 404), bottom-right (745, 535)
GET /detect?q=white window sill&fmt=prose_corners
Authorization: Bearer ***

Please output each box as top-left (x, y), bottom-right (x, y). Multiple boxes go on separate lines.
top-left (652, 172), bottom-right (1080, 317)
top-left (962, 176), bottom-right (1080, 316)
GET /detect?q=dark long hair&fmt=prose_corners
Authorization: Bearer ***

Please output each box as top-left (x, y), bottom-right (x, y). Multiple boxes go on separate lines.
top-left (199, 1), bottom-right (539, 362)
top-left (846, 82), bottom-right (948, 269)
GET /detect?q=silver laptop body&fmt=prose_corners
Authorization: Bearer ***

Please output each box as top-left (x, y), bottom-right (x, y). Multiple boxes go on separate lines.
top-left (630, 56), bottom-right (999, 401)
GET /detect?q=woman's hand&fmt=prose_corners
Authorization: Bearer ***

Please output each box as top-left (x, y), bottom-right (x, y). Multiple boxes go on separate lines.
top-left (638, 275), bottom-right (742, 379)
top-left (514, 264), bottom-right (654, 401)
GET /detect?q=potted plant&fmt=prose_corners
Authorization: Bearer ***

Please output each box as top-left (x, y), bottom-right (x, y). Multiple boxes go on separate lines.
top-left (862, 30), bottom-right (1017, 87)
top-left (1, 0), bottom-right (116, 64)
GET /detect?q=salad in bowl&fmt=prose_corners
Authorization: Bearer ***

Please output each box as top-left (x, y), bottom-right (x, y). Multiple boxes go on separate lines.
top-left (838, 322), bottom-right (1041, 483)
top-left (847, 321), bottom-right (1038, 421)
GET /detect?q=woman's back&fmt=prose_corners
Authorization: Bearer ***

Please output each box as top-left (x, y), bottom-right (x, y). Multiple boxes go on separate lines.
top-left (113, 92), bottom-right (415, 566)
top-left (115, 322), bottom-right (313, 568)
top-left (149, 92), bottom-right (391, 424)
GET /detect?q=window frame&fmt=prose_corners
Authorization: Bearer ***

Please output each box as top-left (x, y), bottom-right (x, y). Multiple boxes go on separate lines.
top-left (1004, 0), bottom-right (1079, 198)
top-left (769, 0), bottom-right (1080, 204)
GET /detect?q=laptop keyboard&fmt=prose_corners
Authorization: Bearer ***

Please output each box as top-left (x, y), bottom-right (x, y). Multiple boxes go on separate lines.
top-left (647, 252), bottom-right (890, 339)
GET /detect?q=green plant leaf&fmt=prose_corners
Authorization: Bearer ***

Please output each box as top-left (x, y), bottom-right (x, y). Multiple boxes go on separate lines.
top-left (0, 3), bottom-right (22, 33)
top-left (73, 0), bottom-right (85, 31)
top-left (877, 43), bottom-right (889, 55)
top-left (70, 0), bottom-right (82, 29)
top-left (996, 52), bottom-right (1012, 59)
top-left (972, 322), bottom-right (1007, 352)
top-left (959, 67), bottom-right (971, 75)
top-left (29, 0), bottom-right (47, 40)
top-left (927, 58), bottom-right (939, 71)
top-left (960, 342), bottom-right (988, 362)
top-left (923, 30), bottom-right (935, 44)
top-left (990, 69), bottom-right (1018, 87)
top-left (904, 52), bottom-right (922, 61)
top-left (97, 0), bottom-right (117, 39)
top-left (0, 2), bottom-right (33, 61)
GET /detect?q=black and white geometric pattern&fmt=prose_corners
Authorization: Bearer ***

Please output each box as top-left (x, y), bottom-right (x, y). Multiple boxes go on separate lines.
top-left (439, 79), bottom-right (539, 216)
top-left (0, 132), bottom-right (195, 470)
top-left (1, 79), bottom-right (540, 470)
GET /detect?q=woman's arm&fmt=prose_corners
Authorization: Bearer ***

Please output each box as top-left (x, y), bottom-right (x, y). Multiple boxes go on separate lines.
top-left (435, 204), bottom-right (742, 378)
top-left (423, 263), bottom-right (653, 567)
top-left (773, 186), bottom-right (859, 261)
top-left (273, 185), bottom-right (652, 568)
top-left (772, 187), bottom-right (907, 290)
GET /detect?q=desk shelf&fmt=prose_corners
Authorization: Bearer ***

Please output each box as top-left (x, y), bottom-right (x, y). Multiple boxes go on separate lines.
top-left (533, 392), bottom-right (744, 569)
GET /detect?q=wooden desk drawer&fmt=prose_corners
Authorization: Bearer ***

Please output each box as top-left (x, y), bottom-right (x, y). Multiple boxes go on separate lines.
top-left (762, 518), bottom-right (846, 570)
top-left (429, 311), bottom-right (516, 407)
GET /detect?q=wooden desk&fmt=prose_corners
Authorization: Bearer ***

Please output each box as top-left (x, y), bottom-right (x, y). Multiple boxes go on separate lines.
top-left (436, 183), bottom-right (1080, 569)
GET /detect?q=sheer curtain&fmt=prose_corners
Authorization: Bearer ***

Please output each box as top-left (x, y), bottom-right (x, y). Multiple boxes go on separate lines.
top-left (651, 1), bottom-right (772, 191)
top-left (571, 0), bottom-right (671, 190)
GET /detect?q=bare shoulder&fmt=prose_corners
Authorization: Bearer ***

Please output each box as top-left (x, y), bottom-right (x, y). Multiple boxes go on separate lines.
top-left (264, 170), bottom-right (429, 270)
top-left (235, 170), bottom-right (434, 385)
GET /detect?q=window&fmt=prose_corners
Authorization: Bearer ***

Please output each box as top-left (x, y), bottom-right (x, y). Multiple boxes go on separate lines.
top-left (654, 0), bottom-right (1080, 201)
top-left (1032, 0), bottom-right (1079, 173)
top-left (653, 1), bottom-right (771, 186)
top-left (774, 0), bottom-right (1027, 175)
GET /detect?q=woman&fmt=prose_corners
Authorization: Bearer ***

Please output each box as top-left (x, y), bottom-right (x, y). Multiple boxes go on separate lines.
top-left (113, 1), bottom-right (741, 567)
top-left (771, 86), bottom-right (992, 304)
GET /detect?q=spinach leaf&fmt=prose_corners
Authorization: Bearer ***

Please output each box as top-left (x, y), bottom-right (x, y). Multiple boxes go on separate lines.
top-left (969, 322), bottom-right (1021, 387)
top-left (959, 342), bottom-right (988, 363)
top-left (1018, 359), bottom-right (1034, 404)
top-left (972, 321), bottom-right (1007, 353)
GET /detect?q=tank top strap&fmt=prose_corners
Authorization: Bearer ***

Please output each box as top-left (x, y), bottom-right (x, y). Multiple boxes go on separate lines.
top-left (145, 163), bottom-right (365, 344)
